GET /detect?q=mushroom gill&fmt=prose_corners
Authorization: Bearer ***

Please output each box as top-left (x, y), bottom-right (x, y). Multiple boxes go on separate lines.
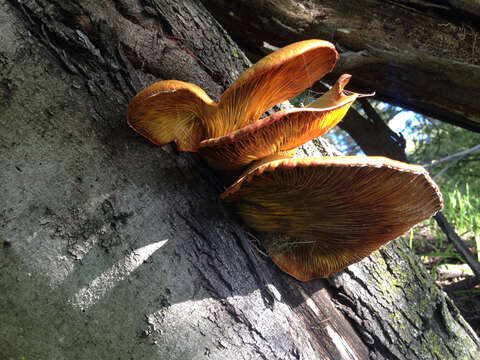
top-left (198, 74), bottom-right (358, 172)
top-left (126, 80), bottom-right (214, 151)
top-left (220, 156), bottom-right (444, 281)
top-left (126, 39), bottom-right (342, 159)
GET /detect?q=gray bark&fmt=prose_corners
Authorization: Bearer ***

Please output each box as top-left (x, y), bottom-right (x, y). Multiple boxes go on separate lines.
top-left (0, 1), bottom-right (478, 360)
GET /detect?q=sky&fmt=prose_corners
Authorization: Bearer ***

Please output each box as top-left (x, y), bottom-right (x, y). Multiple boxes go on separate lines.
top-left (389, 109), bottom-right (419, 154)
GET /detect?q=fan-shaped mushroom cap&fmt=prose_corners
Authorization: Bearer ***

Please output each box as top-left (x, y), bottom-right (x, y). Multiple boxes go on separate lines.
top-left (212, 40), bottom-right (338, 138)
top-left (126, 80), bottom-right (216, 151)
top-left (220, 156), bottom-right (443, 281)
top-left (199, 74), bottom-right (357, 171)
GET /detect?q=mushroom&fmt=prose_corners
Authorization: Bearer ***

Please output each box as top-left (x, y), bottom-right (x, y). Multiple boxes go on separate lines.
top-left (220, 156), bottom-right (444, 281)
top-left (198, 74), bottom-right (359, 172)
top-left (126, 40), bottom-right (358, 170)
top-left (126, 39), bottom-right (443, 281)
top-left (125, 80), bottom-right (213, 151)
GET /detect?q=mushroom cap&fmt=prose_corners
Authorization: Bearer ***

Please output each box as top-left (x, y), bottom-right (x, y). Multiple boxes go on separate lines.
top-left (212, 40), bottom-right (338, 138)
top-left (126, 80), bottom-right (216, 151)
top-left (199, 74), bottom-right (357, 171)
top-left (220, 156), bottom-right (443, 281)
top-left (125, 40), bottom-right (338, 149)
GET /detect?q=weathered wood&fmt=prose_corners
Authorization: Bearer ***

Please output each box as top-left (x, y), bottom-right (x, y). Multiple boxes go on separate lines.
top-left (0, 1), bottom-right (479, 359)
top-left (201, 0), bottom-right (480, 132)
top-left (329, 239), bottom-right (480, 360)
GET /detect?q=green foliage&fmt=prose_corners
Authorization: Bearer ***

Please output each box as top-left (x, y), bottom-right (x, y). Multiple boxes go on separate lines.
top-left (381, 114), bottom-right (480, 281)
top-left (404, 116), bottom-right (480, 250)
top-left (368, 100), bottom-right (403, 122)
top-left (439, 182), bottom-right (480, 258)
top-left (444, 183), bottom-right (479, 237)
top-left (407, 116), bottom-right (480, 181)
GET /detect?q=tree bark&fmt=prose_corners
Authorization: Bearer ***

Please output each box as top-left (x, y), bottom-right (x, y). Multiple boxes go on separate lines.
top-left (0, 1), bottom-right (478, 360)
top-left (201, 0), bottom-right (480, 132)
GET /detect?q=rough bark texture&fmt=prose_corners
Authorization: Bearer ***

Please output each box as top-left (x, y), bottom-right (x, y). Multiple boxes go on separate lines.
top-left (329, 240), bottom-right (479, 360)
top-left (201, 0), bottom-right (480, 132)
top-left (0, 1), bottom-right (479, 360)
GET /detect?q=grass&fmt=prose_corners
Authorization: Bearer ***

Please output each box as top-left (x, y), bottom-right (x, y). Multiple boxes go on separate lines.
top-left (440, 182), bottom-right (480, 258)
top-left (435, 182), bottom-right (479, 255)
top-left (410, 181), bottom-right (480, 276)
top-left (406, 181), bottom-right (480, 334)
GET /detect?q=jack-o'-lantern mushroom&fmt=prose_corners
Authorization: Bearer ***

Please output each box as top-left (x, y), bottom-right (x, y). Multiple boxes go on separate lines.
top-left (126, 40), bottom-right (359, 171)
top-left (220, 156), bottom-right (443, 281)
top-left (126, 39), bottom-right (443, 281)
top-left (198, 74), bottom-right (359, 172)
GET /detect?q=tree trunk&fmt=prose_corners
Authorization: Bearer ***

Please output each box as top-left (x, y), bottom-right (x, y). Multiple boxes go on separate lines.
top-left (0, 1), bottom-right (478, 360)
top-left (201, 0), bottom-right (480, 132)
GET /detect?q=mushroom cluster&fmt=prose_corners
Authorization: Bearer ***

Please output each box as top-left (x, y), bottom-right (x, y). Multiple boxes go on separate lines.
top-left (126, 40), bottom-right (443, 281)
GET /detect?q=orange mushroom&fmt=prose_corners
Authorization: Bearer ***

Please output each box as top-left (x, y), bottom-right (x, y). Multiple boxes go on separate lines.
top-left (126, 39), bottom-right (443, 281)
top-left (220, 156), bottom-right (443, 281)
top-left (126, 40), bottom-right (357, 168)
top-left (198, 74), bottom-right (358, 171)
top-left (126, 80), bottom-right (213, 151)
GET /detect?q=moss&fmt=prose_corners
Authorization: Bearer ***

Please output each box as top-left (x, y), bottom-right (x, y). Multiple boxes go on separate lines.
top-left (232, 47), bottom-right (239, 58)
top-left (371, 251), bottom-right (403, 305)
top-left (353, 239), bottom-right (478, 359)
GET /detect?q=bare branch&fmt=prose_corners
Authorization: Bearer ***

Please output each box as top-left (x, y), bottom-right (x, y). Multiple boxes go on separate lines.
top-left (434, 213), bottom-right (480, 279)
top-left (444, 276), bottom-right (480, 292)
top-left (424, 144), bottom-right (480, 167)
